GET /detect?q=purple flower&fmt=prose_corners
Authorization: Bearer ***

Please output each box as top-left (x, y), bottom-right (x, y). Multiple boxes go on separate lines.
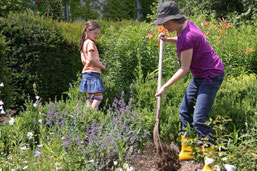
top-left (35, 150), bottom-right (41, 157)
top-left (109, 151), bottom-right (114, 156)
top-left (106, 136), bottom-right (111, 144)
top-left (143, 130), bottom-right (148, 138)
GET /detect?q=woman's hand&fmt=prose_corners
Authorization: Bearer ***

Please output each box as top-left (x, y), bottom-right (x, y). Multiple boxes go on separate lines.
top-left (158, 35), bottom-right (178, 43)
top-left (158, 33), bottom-right (167, 42)
top-left (155, 86), bottom-right (167, 98)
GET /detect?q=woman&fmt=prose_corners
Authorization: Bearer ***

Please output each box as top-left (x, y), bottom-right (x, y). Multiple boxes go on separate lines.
top-left (154, 1), bottom-right (224, 170)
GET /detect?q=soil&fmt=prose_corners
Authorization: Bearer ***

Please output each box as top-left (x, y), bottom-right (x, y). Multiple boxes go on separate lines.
top-left (0, 115), bottom-right (8, 123)
top-left (132, 142), bottom-right (203, 171)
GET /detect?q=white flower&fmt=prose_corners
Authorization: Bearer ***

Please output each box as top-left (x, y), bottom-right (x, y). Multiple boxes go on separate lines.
top-left (9, 118), bottom-right (15, 125)
top-left (35, 96), bottom-right (40, 100)
top-left (116, 168), bottom-right (123, 171)
top-left (222, 157), bottom-right (228, 161)
top-left (38, 119), bottom-right (42, 123)
top-left (127, 166), bottom-right (134, 171)
top-left (0, 106), bottom-right (3, 110)
top-left (23, 166), bottom-right (28, 169)
top-left (1, 110), bottom-right (6, 114)
top-left (37, 144), bottom-right (43, 147)
top-left (33, 103), bottom-right (37, 107)
top-left (20, 146), bottom-right (27, 150)
top-left (11, 169), bottom-right (15, 171)
top-left (214, 165), bottom-right (221, 171)
top-left (23, 161), bottom-right (28, 164)
top-left (27, 132), bottom-right (33, 140)
top-left (205, 157), bottom-right (214, 165)
top-left (123, 163), bottom-right (129, 169)
top-left (224, 164), bottom-right (235, 171)
top-left (0, 82), bottom-right (4, 87)
top-left (113, 161), bottom-right (118, 166)
top-left (0, 100), bottom-right (4, 105)
top-left (88, 159), bottom-right (94, 163)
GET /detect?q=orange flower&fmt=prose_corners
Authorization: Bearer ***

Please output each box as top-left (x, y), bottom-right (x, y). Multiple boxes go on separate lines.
top-left (224, 23), bottom-right (232, 30)
top-left (238, 50), bottom-right (243, 54)
top-left (202, 31), bottom-right (210, 36)
top-left (217, 30), bottom-right (223, 35)
top-left (157, 26), bottom-right (168, 34)
top-left (202, 21), bottom-right (209, 27)
top-left (210, 24), bottom-right (215, 28)
top-left (157, 26), bottom-right (165, 32)
top-left (246, 47), bottom-right (253, 54)
top-left (218, 17), bottom-right (225, 23)
top-left (146, 33), bottom-right (154, 39)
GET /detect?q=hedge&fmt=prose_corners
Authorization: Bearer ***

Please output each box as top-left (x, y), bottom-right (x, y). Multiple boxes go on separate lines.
top-left (0, 12), bottom-right (81, 112)
top-left (0, 34), bottom-right (13, 110)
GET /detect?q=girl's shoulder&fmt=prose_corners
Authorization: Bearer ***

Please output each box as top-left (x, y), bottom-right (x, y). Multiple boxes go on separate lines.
top-left (84, 39), bottom-right (95, 45)
top-left (83, 39), bottom-right (96, 52)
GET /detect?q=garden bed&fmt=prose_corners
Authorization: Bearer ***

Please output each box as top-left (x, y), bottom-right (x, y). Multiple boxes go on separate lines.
top-left (132, 142), bottom-right (203, 171)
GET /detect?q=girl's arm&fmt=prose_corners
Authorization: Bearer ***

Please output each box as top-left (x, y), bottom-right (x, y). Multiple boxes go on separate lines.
top-left (87, 50), bottom-right (106, 71)
top-left (155, 48), bottom-right (193, 97)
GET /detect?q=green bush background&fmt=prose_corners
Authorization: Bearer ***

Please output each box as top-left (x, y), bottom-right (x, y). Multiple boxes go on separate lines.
top-left (0, 12), bottom-right (81, 111)
top-left (1, 11), bottom-right (257, 112)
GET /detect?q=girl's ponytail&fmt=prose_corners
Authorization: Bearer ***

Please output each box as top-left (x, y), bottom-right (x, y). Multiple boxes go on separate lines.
top-left (79, 20), bottom-right (100, 52)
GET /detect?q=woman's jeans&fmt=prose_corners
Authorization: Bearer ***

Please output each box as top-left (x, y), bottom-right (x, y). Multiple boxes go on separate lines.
top-left (179, 72), bottom-right (224, 141)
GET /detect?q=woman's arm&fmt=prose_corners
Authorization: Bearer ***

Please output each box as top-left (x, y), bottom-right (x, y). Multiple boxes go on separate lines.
top-left (160, 36), bottom-right (178, 44)
top-left (155, 48), bottom-right (193, 97)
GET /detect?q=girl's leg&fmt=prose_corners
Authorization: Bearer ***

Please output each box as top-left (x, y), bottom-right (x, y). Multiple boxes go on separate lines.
top-left (86, 93), bottom-right (94, 108)
top-left (86, 99), bottom-right (92, 108)
top-left (91, 93), bottom-right (103, 109)
top-left (179, 77), bottom-right (198, 135)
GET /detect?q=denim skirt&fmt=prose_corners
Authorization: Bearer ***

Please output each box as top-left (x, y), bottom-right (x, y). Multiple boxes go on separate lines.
top-left (79, 72), bottom-right (105, 93)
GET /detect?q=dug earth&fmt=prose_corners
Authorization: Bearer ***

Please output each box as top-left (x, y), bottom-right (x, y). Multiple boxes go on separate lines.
top-left (132, 142), bottom-right (203, 171)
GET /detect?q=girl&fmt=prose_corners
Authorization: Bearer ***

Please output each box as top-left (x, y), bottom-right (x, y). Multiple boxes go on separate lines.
top-left (154, 1), bottom-right (224, 170)
top-left (79, 20), bottom-right (106, 109)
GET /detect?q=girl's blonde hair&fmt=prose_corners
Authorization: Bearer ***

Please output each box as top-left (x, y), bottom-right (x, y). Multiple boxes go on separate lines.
top-left (79, 20), bottom-right (100, 52)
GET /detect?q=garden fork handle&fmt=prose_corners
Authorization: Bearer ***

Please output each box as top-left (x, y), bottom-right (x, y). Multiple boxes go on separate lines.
top-left (156, 36), bottom-right (164, 121)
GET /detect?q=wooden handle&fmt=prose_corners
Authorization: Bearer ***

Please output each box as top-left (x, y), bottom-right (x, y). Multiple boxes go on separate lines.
top-left (156, 39), bottom-right (163, 120)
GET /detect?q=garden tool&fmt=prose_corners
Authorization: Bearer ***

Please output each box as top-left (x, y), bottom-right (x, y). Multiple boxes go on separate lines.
top-left (178, 134), bottom-right (195, 160)
top-left (153, 33), bottom-right (166, 154)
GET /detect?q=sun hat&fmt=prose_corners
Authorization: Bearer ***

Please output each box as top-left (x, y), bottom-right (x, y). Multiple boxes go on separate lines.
top-left (155, 1), bottom-right (185, 25)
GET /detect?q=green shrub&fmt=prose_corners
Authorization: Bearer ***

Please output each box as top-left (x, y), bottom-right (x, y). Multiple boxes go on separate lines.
top-left (0, 0), bottom-right (27, 18)
top-left (0, 12), bottom-right (81, 112)
top-left (0, 34), bottom-right (13, 110)
top-left (212, 74), bottom-right (257, 130)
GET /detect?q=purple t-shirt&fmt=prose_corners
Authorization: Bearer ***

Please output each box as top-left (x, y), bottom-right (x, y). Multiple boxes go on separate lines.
top-left (177, 20), bottom-right (224, 78)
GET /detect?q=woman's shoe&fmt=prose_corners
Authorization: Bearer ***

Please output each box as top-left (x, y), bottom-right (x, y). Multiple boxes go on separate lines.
top-left (178, 134), bottom-right (195, 160)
